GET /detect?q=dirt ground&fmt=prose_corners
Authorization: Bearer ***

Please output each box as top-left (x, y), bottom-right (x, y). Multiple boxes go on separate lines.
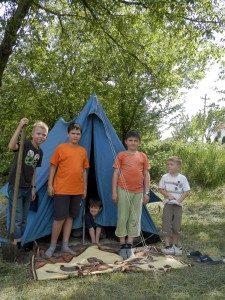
top-left (0, 227), bottom-right (159, 264)
top-left (0, 225), bottom-right (121, 264)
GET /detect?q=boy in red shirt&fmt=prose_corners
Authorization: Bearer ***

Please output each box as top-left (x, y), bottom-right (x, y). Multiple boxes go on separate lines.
top-left (112, 131), bottom-right (150, 259)
top-left (45, 123), bottom-right (89, 258)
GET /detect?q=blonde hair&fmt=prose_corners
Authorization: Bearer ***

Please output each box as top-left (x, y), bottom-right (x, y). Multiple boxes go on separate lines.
top-left (167, 156), bottom-right (182, 166)
top-left (32, 121), bottom-right (49, 133)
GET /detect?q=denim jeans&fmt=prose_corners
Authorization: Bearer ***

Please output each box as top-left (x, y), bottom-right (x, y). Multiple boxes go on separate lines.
top-left (8, 183), bottom-right (31, 239)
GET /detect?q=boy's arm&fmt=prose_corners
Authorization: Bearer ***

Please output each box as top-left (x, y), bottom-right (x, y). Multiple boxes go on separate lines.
top-left (47, 164), bottom-right (57, 197)
top-left (31, 170), bottom-right (36, 201)
top-left (89, 228), bottom-right (96, 244)
top-left (112, 168), bottom-right (120, 203)
top-left (178, 191), bottom-right (189, 203)
top-left (96, 227), bottom-right (102, 245)
top-left (8, 118), bottom-right (28, 150)
top-left (143, 169), bottom-right (150, 204)
top-left (158, 188), bottom-right (176, 200)
top-left (82, 169), bottom-right (87, 199)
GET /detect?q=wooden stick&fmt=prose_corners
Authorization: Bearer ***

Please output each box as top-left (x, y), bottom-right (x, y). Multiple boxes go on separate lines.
top-left (10, 125), bottom-right (26, 241)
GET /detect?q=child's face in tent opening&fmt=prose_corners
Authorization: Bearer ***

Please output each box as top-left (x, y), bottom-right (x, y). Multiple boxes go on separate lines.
top-left (89, 205), bottom-right (102, 218)
top-left (68, 129), bottom-right (81, 145)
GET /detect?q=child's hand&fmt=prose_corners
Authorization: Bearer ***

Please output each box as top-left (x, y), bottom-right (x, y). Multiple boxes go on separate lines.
top-left (19, 118), bottom-right (29, 128)
top-left (112, 192), bottom-right (118, 203)
top-left (143, 194), bottom-right (149, 205)
top-left (82, 190), bottom-right (87, 199)
top-left (168, 194), bottom-right (176, 200)
top-left (48, 186), bottom-right (54, 197)
top-left (31, 188), bottom-right (36, 201)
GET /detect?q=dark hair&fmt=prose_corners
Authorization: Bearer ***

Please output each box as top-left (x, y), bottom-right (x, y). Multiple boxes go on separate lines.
top-left (125, 130), bottom-right (141, 141)
top-left (67, 123), bottom-right (82, 133)
top-left (88, 198), bottom-right (102, 208)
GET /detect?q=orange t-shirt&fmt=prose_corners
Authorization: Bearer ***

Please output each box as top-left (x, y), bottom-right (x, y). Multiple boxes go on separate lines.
top-left (113, 151), bottom-right (150, 192)
top-left (50, 143), bottom-right (89, 195)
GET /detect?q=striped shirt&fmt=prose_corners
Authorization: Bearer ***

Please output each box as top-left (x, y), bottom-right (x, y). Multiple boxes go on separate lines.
top-left (159, 173), bottom-right (190, 202)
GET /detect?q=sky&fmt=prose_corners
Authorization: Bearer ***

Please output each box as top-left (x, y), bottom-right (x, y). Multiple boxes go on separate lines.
top-left (161, 63), bottom-right (225, 139)
top-left (183, 63), bottom-right (224, 116)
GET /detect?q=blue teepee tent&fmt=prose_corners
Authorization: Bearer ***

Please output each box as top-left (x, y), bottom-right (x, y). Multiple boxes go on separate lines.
top-left (0, 94), bottom-right (160, 245)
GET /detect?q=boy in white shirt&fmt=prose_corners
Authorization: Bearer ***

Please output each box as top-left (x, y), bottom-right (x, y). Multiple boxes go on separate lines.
top-left (159, 156), bottom-right (190, 255)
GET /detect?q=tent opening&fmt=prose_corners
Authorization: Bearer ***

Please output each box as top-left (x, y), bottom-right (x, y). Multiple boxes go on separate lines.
top-left (85, 117), bottom-right (117, 240)
top-left (86, 119), bottom-right (99, 201)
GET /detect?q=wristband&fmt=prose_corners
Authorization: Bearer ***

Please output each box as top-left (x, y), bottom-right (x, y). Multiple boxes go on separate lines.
top-left (31, 185), bottom-right (36, 188)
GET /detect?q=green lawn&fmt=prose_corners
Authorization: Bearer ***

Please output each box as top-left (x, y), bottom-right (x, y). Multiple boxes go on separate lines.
top-left (1, 187), bottom-right (225, 300)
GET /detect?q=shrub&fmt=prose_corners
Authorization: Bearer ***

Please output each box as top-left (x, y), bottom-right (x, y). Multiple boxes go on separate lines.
top-left (141, 141), bottom-right (225, 188)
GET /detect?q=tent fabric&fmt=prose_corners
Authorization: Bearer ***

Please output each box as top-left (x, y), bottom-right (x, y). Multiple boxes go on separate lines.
top-left (0, 93), bottom-right (160, 244)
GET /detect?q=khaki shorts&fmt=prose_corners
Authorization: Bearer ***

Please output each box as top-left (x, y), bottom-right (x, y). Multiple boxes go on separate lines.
top-left (115, 187), bottom-right (143, 238)
top-left (162, 204), bottom-right (183, 237)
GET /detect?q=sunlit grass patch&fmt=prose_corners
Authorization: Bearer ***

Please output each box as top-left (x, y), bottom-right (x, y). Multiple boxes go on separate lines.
top-left (1, 186), bottom-right (225, 299)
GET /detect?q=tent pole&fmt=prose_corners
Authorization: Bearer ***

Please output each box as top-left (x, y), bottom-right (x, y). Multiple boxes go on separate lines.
top-left (82, 203), bottom-right (86, 245)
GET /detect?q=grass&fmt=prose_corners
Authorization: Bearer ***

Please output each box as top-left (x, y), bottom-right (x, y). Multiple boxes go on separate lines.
top-left (1, 187), bottom-right (225, 299)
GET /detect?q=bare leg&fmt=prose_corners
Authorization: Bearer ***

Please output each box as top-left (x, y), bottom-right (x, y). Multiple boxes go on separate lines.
top-left (127, 236), bottom-right (133, 244)
top-left (51, 219), bottom-right (65, 243)
top-left (119, 236), bottom-right (126, 244)
top-left (61, 216), bottom-right (76, 255)
top-left (62, 216), bottom-right (73, 243)
top-left (164, 235), bottom-right (170, 247)
top-left (89, 228), bottom-right (96, 244)
top-left (45, 219), bottom-right (65, 257)
top-left (172, 233), bottom-right (178, 246)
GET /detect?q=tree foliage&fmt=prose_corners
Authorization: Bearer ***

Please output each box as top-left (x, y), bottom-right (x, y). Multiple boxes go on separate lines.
top-left (171, 104), bottom-right (225, 142)
top-left (0, 0), bottom-right (225, 176)
top-left (142, 140), bottom-right (225, 188)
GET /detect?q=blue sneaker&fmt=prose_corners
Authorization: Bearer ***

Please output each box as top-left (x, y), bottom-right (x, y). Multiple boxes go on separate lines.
top-left (126, 244), bottom-right (135, 259)
top-left (119, 244), bottom-right (128, 260)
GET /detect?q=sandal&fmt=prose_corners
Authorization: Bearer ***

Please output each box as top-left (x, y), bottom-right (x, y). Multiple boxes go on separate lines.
top-left (196, 255), bottom-right (222, 264)
top-left (187, 251), bottom-right (202, 259)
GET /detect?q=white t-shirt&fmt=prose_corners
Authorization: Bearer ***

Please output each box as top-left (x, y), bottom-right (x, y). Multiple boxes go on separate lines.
top-left (159, 173), bottom-right (190, 206)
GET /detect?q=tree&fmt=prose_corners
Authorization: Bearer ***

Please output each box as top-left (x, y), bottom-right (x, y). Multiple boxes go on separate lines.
top-left (1, 0), bottom-right (225, 87)
top-left (1, 0), bottom-right (225, 142)
top-left (171, 104), bottom-right (225, 142)
top-left (202, 104), bottom-right (225, 142)
top-left (0, 0), bottom-right (33, 87)
top-left (171, 113), bottom-right (202, 142)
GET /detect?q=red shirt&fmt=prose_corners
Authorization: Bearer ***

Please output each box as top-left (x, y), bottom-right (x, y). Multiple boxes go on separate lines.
top-left (50, 143), bottom-right (89, 195)
top-left (113, 151), bottom-right (149, 192)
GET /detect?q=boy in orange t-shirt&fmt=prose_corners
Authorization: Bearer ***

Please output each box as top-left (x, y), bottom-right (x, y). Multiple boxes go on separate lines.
top-left (112, 131), bottom-right (150, 259)
top-left (45, 123), bottom-right (89, 258)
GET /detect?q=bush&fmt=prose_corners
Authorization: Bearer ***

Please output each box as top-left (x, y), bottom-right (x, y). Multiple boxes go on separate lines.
top-left (1, 138), bottom-right (225, 189)
top-left (141, 141), bottom-right (225, 188)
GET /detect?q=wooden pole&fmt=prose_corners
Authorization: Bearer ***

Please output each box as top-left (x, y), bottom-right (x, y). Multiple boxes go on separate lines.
top-left (9, 125), bottom-right (26, 241)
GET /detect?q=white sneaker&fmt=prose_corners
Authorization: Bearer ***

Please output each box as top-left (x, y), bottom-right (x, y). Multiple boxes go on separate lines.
top-left (161, 246), bottom-right (175, 255)
top-left (173, 245), bottom-right (182, 256)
